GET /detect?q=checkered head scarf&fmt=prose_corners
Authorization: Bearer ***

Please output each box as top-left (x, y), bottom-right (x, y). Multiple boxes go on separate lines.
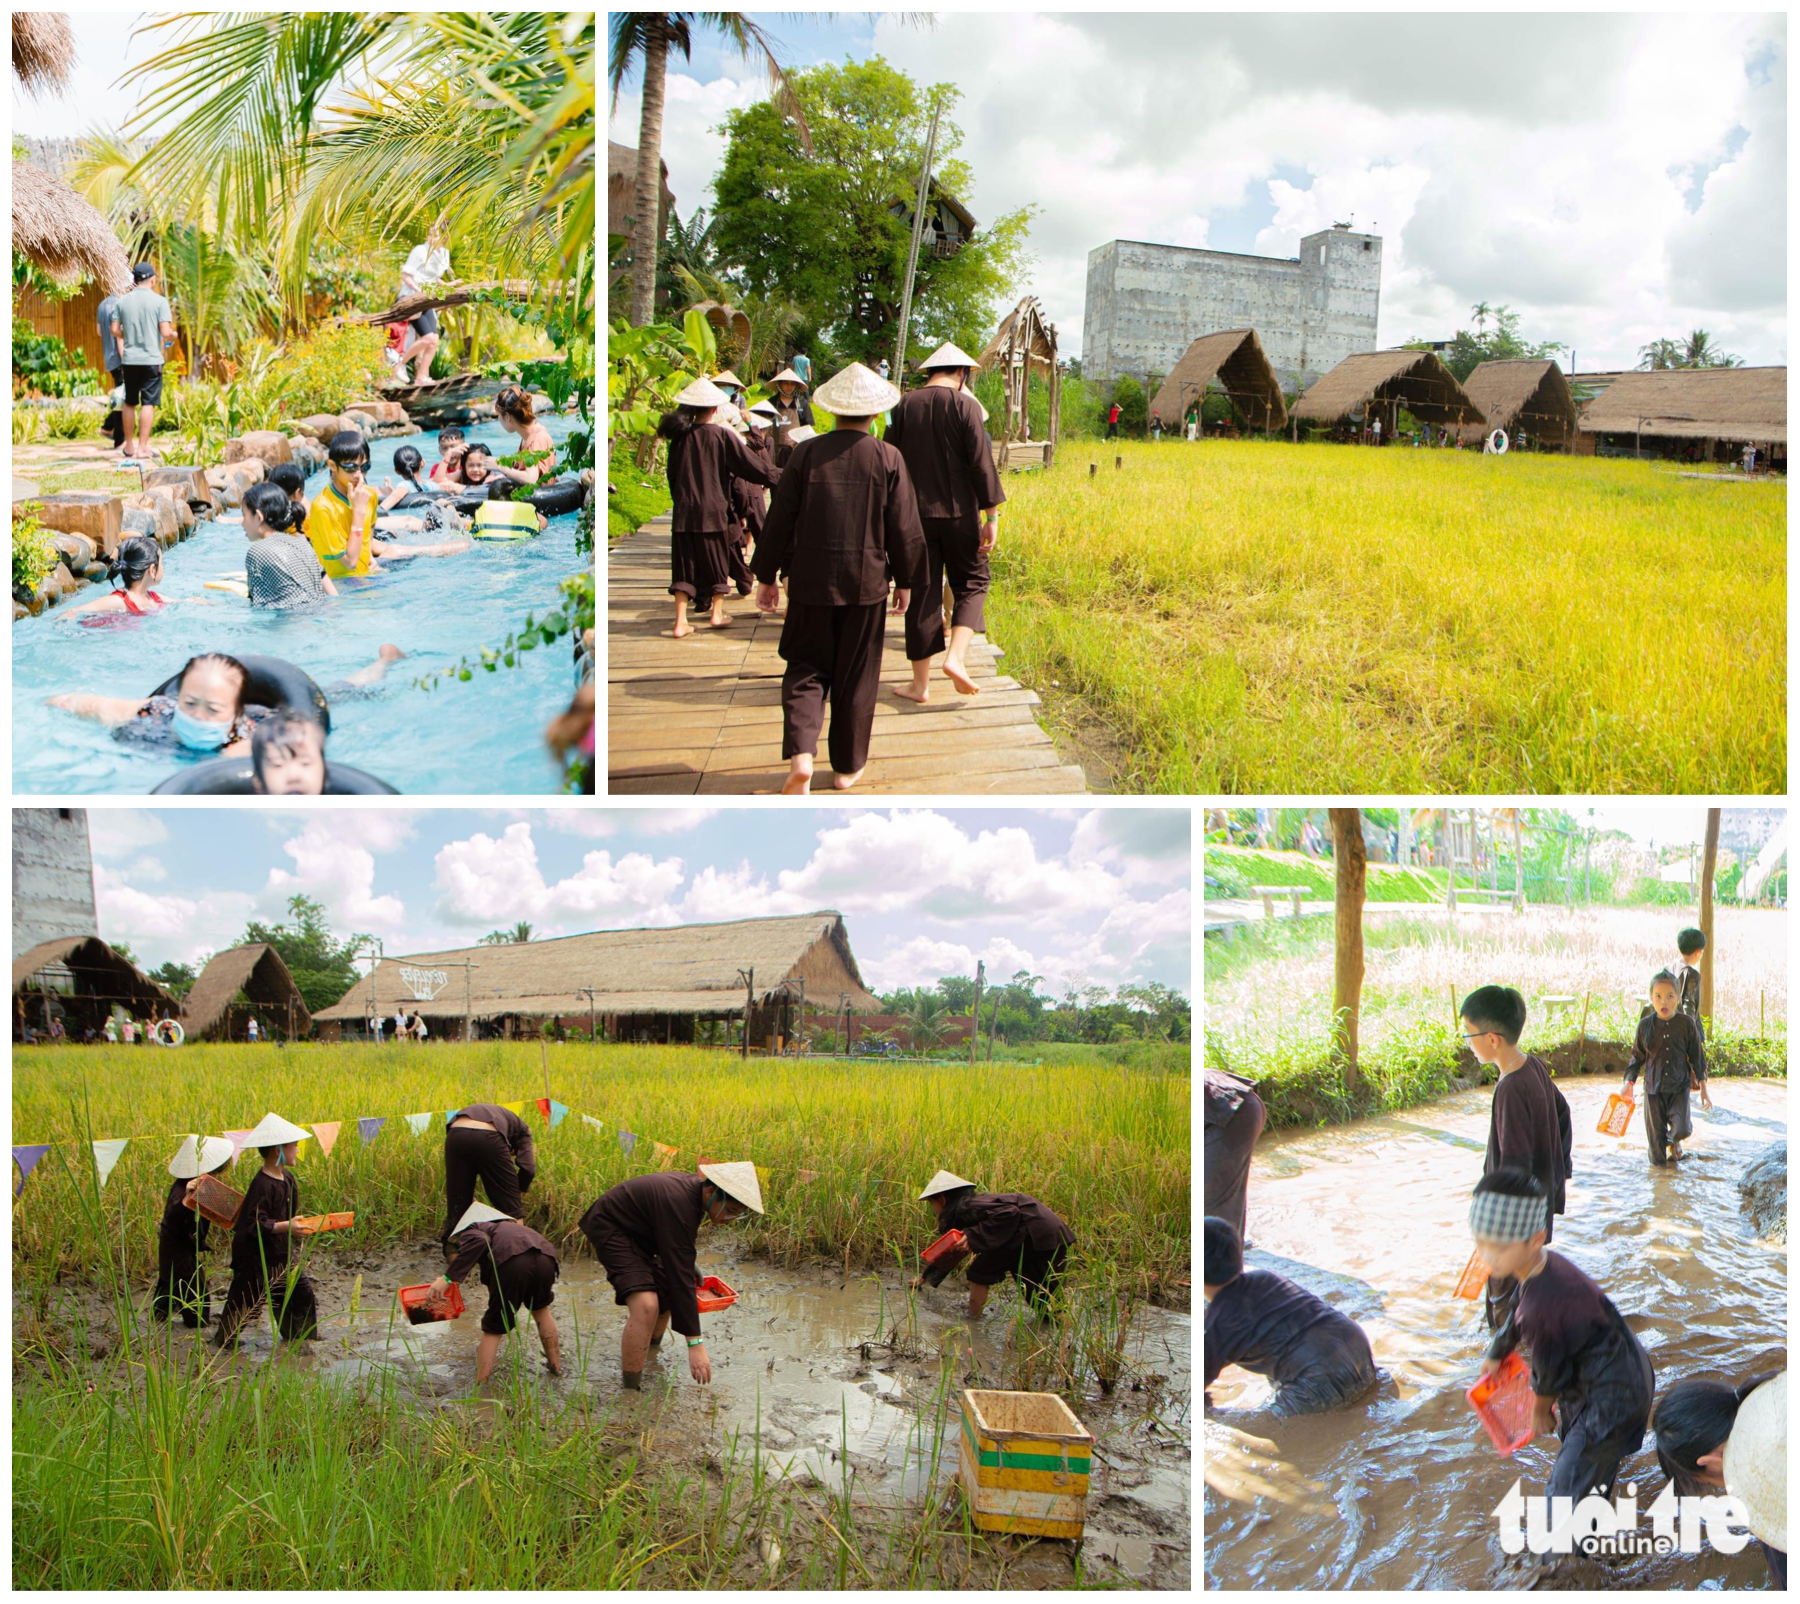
top-left (1469, 1186), bottom-right (1549, 1243)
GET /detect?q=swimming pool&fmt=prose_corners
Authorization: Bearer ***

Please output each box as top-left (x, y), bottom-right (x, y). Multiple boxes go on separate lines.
top-left (14, 416), bottom-right (591, 795)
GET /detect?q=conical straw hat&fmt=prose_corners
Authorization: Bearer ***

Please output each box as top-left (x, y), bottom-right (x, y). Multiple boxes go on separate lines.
top-left (748, 400), bottom-right (779, 418)
top-left (814, 362), bottom-right (900, 416)
top-left (452, 1201), bottom-right (514, 1235)
top-left (919, 341), bottom-right (982, 371)
top-left (242, 1112), bottom-right (310, 1148)
top-left (745, 409), bottom-right (769, 430)
top-left (674, 376), bottom-right (728, 409)
top-left (769, 367), bottom-right (809, 389)
top-left (1724, 1372), bottom-right (1786, 1548)
top-left (919, 1169), bottom-right (976, 1200)
top-left (700, 1160), bottom-right (764, 1214)
top-left (711, 369), bottom-right (745, 389)
top-left (715, 401), bottom-right (746, 432)
top-left (169, 1134), bottom-right (235, 1179)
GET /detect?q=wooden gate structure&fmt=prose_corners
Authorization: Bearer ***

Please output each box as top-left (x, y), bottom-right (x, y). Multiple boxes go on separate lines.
top-left (978, 296), bottom-right (1059, 472)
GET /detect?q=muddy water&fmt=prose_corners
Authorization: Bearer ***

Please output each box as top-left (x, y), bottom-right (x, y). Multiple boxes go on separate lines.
top-left (121, 1238), bottom-right (1190, 1586)
top-left (1203, 1076), bottom-right (1787, 1591)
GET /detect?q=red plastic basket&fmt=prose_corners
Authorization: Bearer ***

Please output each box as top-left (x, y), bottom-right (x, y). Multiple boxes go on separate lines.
top-left (922, 1228), bottom-right (969, 1267)
top-left (1467, 1351), bottom-right (1536, 1456)
top-left (1596, 1092), bottom-right (1636, 1138)
top-left (695, 1274), bottom-right (737, 1312)
top-left (398, 1282), bottom-right (465, 1325)
top-left (1452, 1247), bottom-right (1488, 1301)
top-left (291, 1211), bottom-right (355, 1233)
top-left (186, 1173), bottom-right (244, 1228)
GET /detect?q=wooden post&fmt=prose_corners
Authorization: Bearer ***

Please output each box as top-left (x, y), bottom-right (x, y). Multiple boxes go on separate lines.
top-left (970, 960), bottom-right (985, 1068)
top-left (539, 1037), bottom-right (550, 1105)
top-left (740, 966), bottom-right (753, 1059)
top-left (1329, 808), bottom-right (1367, 1089)
top-left (893, 96), bottom-right (942, 379)
top-left (1575, 990), bottom-right (1591, 1074)
top-left (1513, 811), bottom-right (1523, 912)
top-left (1699, 808), bottom-right (1720, 1024)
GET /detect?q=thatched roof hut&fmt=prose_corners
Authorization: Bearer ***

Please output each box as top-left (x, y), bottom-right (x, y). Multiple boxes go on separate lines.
top-left (1456, 359), bottom-right (1580, 447)
top-left (183, 944), bottom-right (312, 1042)
top-left (976, 295), bottom-right (1062, 459)
top-left (14, 935), bottom-right (174, 1038)
top-left (607, 139), bottom-right (674, 241)
top-left (1292, 350), bottom-right (1485, 428)
top-left (1577, 367), bottom-right (1786, 447)
top-left (312, 912), bottom-right (882, 1046)
top-left (1149, 329), bottom-right (1287, 431)
top-left (13, 154), bottom-right (133, 294)
top-left (12, 13), bottom-right (75, 96)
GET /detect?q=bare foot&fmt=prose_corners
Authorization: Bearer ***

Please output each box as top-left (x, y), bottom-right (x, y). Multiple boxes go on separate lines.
top-left (379, 644), bottom-right (405, 662)
top-left (781, 770), bottom-right (811, 796)
top-left (893, 682), bottom-right (930, 703)
top-left (671, 622), bottom-right (694, 638)
top-left (943, 659), bottom-right (980, 696)
top-left (833, 767), bottom-right (866, 791)
top-left (709, 611), bottom-right (735, 629)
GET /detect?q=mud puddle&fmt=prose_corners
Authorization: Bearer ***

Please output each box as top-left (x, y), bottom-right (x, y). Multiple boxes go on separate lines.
top-left (1204, 1076), bottom-right (1787, 1590)
top-left (25, 1237), bottom-right (1191, 1587)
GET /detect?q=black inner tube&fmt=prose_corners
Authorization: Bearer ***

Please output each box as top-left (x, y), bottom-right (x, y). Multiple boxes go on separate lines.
top-left (449, 479), bottom-right (584, 517)
top-left (148, 654), bottom-right (331, 736)
top-left (150, 757), bottom-right (399, 795)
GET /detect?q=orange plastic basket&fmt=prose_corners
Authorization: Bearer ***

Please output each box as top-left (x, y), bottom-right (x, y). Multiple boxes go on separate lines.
top-left (1596, 1092), bottom-right (1636, 1138)
top-left (398, 1282), bottom-right (464, 1325)
top-left (922, 1228), bottom-right (969, 1268)
top-left (1467, 1351), bottom-right (1536, 1456)
top-left (695, 1274), bottom-right (737, 1312)
top-left (291, 1211), bottom-right (355, 1233)
top-left (1452, 1247), bottom-right (1488, 1301)
top-left (185, 1173), bottom-right (244, 1228)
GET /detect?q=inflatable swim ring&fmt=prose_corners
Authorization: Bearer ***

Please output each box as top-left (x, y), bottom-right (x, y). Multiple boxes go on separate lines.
top-left (472, 501), bottom-right (543, 540)
top-left (151, 757), bottom-right (399, 795)
top-left (152, 1019), bottom-right (185, 1047)
top-left (451, 479), bottom-right (585, 518)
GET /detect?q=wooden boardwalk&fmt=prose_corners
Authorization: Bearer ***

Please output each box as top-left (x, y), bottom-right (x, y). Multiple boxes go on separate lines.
top-left (608, 518), bottom-right (1087, 794)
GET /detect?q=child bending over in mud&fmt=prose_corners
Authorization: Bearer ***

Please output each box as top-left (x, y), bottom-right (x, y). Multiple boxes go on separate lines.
top-left (1472, 1169), bottom-right (1654, 1528)
top-left (1624, 972), bottom-right (1710, 1165)
top-left (1202, 1216), bottom-right (1378, 1417)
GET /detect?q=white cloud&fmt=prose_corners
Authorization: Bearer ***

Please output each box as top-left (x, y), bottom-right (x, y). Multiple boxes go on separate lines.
top-left (633, 808), bottom-right (722, 835)
top-left (680, 861), bottom-right (776, 922)
top-left (433, 823), bottom-right (688, 930)
top-left (265, 821), bottom-right (408, 932)
top-left (125, 855), bottom-right (169, 884)
top-left (87, 810), bottom-right (169, 860)
top-left (528, 810), bottom-right (617, 838)
top-left (93, 864), bottom-right (255, 963)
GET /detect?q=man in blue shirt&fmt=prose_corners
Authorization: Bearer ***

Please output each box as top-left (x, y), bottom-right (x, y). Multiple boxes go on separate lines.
top-left (96, 290), bottom-right (123, 387)
top-left (110, 263), bottom-right (176, 460)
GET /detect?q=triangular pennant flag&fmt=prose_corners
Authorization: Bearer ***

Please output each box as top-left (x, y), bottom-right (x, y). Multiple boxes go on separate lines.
top-left (224, 1130), bottom-right (254, 1160)
top-left (548, 1100), bottom-right (568, 1130)
top-left (652, 1141), bottom-right (677, 1169)
top-left (581, 1115), bottom-right (605, 1133)
top-left (797, 1168), bottom-right (819, 1184)
top-left (501, 1100), bottom-right (528, 1116)
top-left (618, 1130), bottom-right (637, 1156)
top-left (358, 1116), bottom-right (386, 1147)
top-left (92, 1138), bottom-right (129, 1188)
top-left (12, 1145), bottom-right (50, 1197)
top-left (406, 1112), bottom-right (432, 1136)
top-left (536, 1097), bottom-right (551, 1121)
top-left (311, 1121), bottom-right (341, 1158)
top-left (444, 1109), bottom-right (463, 1127)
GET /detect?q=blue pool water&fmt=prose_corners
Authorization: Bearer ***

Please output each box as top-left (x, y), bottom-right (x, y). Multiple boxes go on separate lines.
top-left (14, 416), bottom-right (590, 795)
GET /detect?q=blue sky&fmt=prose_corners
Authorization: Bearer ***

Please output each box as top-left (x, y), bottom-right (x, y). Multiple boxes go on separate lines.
top-left (85, 806), bottom-right (1192, 998)
top-left (610, 11), bottom-right (1786, 369)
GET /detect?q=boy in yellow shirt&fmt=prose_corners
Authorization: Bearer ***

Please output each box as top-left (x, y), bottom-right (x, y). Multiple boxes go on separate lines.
top-left (305, 431), bottom-right (470, 576)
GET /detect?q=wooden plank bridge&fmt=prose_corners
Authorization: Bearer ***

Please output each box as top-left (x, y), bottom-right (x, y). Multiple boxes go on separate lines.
top-left (608, 517), bottom-right (1088, 794)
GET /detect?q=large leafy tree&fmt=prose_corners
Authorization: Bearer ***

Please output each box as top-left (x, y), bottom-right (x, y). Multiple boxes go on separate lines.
top-left (239, 895), bottom-right (369, 1015)
top-left (712, 59), bottom-right (1034, 368)
top-left (1405, 303), bottom-right (1566, 383)
top-left (1638, 328), bottom-right (1741, 370)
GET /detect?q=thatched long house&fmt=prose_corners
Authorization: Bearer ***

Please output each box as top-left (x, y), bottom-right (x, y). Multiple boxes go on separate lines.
top-left (14, 936), bottom-right (173, 1039)
top-left (183, 944), bottom-right (312, 1042)
top-left (1148, 328), bottom-right (1287, 432)
top-left (1457, 359), bottom-right (1580, 449)
top-left (311, 912), bottom-right (882, 1046)
top-left (1575, 366), bottom-right (1786, 465)
top-left (1291, 350), bottom-right (1485, 436)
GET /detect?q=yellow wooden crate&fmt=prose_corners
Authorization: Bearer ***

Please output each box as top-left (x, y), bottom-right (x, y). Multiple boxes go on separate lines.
top-left (958, 1389), bottom-right (1092, 1540)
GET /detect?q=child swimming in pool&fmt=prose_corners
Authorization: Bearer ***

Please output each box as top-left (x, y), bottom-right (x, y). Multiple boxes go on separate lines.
top-left (268, 462), bottom-right (309, 521)
top-left (60, 535), bottom-right (204, 623)
top-left (305, 431), bottom-right (468, 576)
top-left (1471, 1168), bottom-right (1654, 1522)
top-left (431, 426), bottom-right (467, 486)
top-left (250, 714), bottom-right (327, 794)
top-left (1202, 1216), bottom-right (1378, 1417)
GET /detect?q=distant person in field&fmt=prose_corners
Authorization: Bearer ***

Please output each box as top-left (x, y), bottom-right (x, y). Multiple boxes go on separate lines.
top-left (1461, 985), bottom-right (1573, 1334)
top-left (440, 1103), bottom-right (538, 1251)
top-left (659, 377), bottom-right (780, 637)
top-left (214, 1113), bottom-right (320, 1347)
top-left (1151, 410), bottom-right (1163, 442)
top-left (579, 1161), bottom-right (763, 1390)
top-left (753, 362), bottom-right (924, 795)
top-left (1624, 971), bottom-right (1710, 1165)
top-left (885, 342), bottom-right (1005, 705)
top-left (154, 1134), bottom-right (234, 1328)
top-left (909, 1169), bottom-right (1075, 1317)
top-left (428, 1202), bottom-right (564, 1383)
top-left (1665, 926), bottom-right (1706, 1030)
top-left (1204, 1069), bottom-right (1265, 1243)
top-left (1203, 1216), bottom-right (1378, 1416)
top-left (1105, 399), bottom-right (1121, 439)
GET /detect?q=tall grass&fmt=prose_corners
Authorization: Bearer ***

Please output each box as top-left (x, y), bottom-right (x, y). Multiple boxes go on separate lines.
top-left (987, 441), bottom-right (1785, 792)
top-left (12, 1044), bottom-right (1189, 1301)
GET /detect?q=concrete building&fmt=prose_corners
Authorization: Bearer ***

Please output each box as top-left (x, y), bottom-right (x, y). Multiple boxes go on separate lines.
top-left (1084, 226), bottom-right (1383, 390)
top-left (12, 808), bottom-right (96, 958)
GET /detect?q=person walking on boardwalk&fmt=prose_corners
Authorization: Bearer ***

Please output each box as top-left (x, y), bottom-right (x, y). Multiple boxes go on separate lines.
top-left (578, 1161), bottom-right (763, 1391)
top-left (885, 341), bottom-right (1005, 703)
top-left (753, 362), bottom-right (925, 795)
top-left (659, 377), bottom-right (781, 637)
top-left (440, 1102), bottom-right (538, 1251)
top-left (767, 367), bottom-right (815, 466)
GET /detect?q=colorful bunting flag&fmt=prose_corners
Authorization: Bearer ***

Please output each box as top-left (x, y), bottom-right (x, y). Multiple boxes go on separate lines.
top-left (406, 1112), bottom-right (432, 1136)
top-left (311, 1121), bottom-right (341, 1158)
top-left (224, 1130), bottom-right (254, 1160)
top-left (444, 1109), bottom-right (463, 1127)
top-left (547, 1100), bottom-right (568, 1130)
top-left (358, 1117), bottom-right (386, 1147)
top-left (536, 1097), bottom-right (551, 1121)
top-left (581, 1115), bottom-right (605, 1133)
top-left (13, 1145), bottom-right (50, 1197)
top-left (652, 1141), bottom-right (677, 1168)
top-left (618, 1130), bottom-right (637, 1156)
top-left (92, 1138), bottom-right (129, 1188)
top-left (501, 1100), bottom-right (528, 1116)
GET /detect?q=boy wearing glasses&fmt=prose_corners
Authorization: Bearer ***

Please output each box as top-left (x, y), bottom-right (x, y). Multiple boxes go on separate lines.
top-left (1459, 984), bottom-right (1573, 1333)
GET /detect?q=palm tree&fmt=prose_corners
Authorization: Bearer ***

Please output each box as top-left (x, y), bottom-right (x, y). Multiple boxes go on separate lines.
top-left (1469, 300), bottom-right (1492, 337)
top-left (898, 989), bottom-right (949, 1053)
top-left (1682, 328), bottom-right (1740, 369)
top-left (479, 920), bottom-right (536, 945)
top-left (608, 12), bottom-right (812, 328)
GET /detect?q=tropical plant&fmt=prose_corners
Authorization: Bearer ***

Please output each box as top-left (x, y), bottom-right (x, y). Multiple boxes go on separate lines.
top-left (12, 407), bottom-right (47, 446)
top-left (11, 331), bottom-right (102, 399)
top-left (607, 307), bottom-right (717, 462)
top-left (480, 922), bottom-right (536, 945)
top-left (279, 322), bottom-right (388, 418)
top-left (12, 503), bottom-right (58, 596)
top-left (1402, 304), bottom-right (1566, 383)
top-left (41, 404), bottom-right (96, 441)
top-left (898, 989), bottom-right (950, 1051)
top-left (1638, 328), bottom-right (1742, 370)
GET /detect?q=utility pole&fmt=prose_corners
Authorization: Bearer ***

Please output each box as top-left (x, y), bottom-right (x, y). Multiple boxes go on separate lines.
top-left (738, 967), bottom-right (754, 1059)
top-left (969, 960), bottom-right (985, 1067)
top-left (893, 94), bottom-right (942, 381)
top-left (796, 975), bottom-right (806, 1058)
top-left (838, 991), bottom-right (850, 1056)
top-left (579, 986), bottom-right (597, 1045)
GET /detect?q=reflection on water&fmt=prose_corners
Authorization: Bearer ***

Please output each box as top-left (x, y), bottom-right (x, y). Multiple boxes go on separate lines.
top-left (1204, 1076), bottom-right (1786, 1590)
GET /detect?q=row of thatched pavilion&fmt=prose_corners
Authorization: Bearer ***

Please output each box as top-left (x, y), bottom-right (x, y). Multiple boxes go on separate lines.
top-left (1144, 328), bottom-right (1785, 462)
